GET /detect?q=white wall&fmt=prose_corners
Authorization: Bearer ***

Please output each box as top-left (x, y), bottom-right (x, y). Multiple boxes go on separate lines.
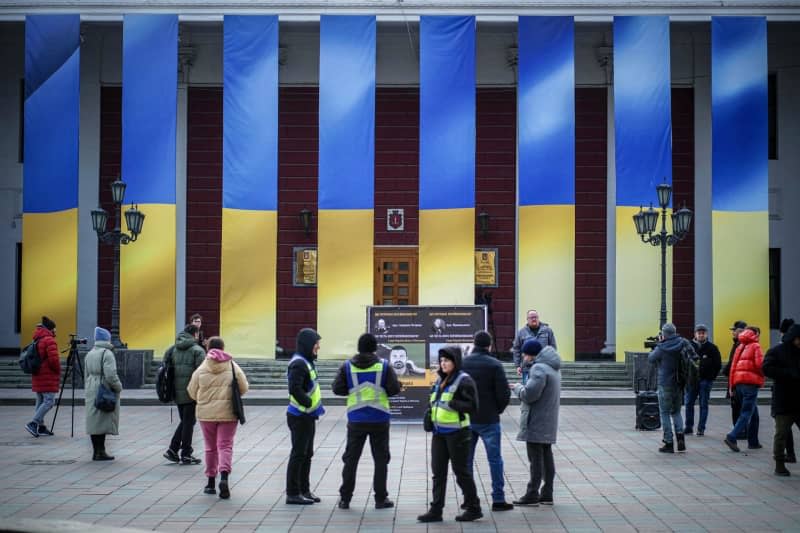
top-left (0, 19), bottom-right (797, 349)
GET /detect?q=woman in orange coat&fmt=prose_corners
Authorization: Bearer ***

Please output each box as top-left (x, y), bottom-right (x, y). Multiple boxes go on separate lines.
top-left (724, 327), bottom-right (764, 452)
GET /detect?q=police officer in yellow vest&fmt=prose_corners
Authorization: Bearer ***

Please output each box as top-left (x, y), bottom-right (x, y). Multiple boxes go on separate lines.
top-left (332, 333), bottom-right (401, 510)
top-left (418, 346), bottom-right (483, 523)
top-left (286, 328), bottom-right (325, 505)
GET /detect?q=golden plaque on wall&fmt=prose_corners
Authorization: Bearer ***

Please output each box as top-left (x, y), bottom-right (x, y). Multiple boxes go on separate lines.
top-left (293, 247), bottom-right (317, 286)
top-left (475, 249), bottom-right (497, 287)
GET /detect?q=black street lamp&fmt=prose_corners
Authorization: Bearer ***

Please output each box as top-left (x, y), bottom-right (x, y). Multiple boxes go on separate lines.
top-left (91, 178), bottom-right (146, 349)
top-left (632, 182), bottom-right (693, 330)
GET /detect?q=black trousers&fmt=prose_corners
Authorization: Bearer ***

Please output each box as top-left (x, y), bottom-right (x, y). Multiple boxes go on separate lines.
top-left (774, 414), bottom-right (800, 461)
top-left (286, 414), bottom-right (315, 496)
top-left (90, 434), bottom-right (106, 454)
top-left (169, 402), bottom-right (197, 456)
top-left (526, 442), bottom-right (555, 499)
top-left (786, 425), bottom-right (796, 458)
top-left (430, 429), bottom-right (480, 513)
top-left (339, 422), bottom-right (390, 503)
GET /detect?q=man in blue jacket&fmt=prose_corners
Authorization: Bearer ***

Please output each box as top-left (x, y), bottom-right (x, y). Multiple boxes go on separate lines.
top-left (462, 330), bottom-right (513, 511)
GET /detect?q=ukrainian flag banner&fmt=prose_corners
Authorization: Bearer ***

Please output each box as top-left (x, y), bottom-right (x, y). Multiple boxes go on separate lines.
top-left (419, 16), bottom-right (475, 305)
top-left (221, 16), bottom-right (279, 357)
top-left (517, 17), bottom-right (576, 361)
top-left (22, 15), bottom-right (80, 342)
top-left (711, 17), bottom-right (769, 355)
top-left (317, 16), bottom-right (376, 358)
top-left (121, 15), bottom-right (177, 352)
top-left (614, 16), bottom-right (673, 360)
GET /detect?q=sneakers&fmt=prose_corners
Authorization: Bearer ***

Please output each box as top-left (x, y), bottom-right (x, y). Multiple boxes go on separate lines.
top-left (696, 430), bottom-right (705, 436)
top-left (180, 454), bottom-right (202, 465)
top-left (491, 501), bottom-right (514, 511)
top-left (163, 449), bottom-right (179, 463)
top-left (658, 441), bottom-right (674, 454)
top-left (539, 496), bottom-right (554, 506)
top-left (417, 510), bottom-right (443, 523)
top-left (37, 425), bottom-right (54, 436)
top-left (455, 509), bottom-right (483, 522)
top-left (25, 421), bottom-right (39, 438)
top-left (513, 494), bottom-right (540, 506)
top-left (676, 433), bottom-right (686, 453)
top-left (375, 499), bottom-right (394, 509)
top-left (723, 437), bottom-right (740, 452)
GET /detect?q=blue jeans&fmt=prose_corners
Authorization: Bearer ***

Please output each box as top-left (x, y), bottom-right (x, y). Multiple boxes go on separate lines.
top-left (732, 386), bottom-right (759, 441)
top-left (657, 386), bottom-right (684, 444)
top-left (521, 369), bottom-right (529, 385)
top-left (727, 384), bottom-right (760, 447)
top-left (33, 392), bottom-right (55, 426)
top-left (467, 423), bottom-right (506, 503)
top-left (684, 379), bottom-right (712, 432)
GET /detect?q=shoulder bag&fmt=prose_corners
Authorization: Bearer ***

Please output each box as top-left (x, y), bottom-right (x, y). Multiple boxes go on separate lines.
top-left (230, 361), bottom-right (246, 425)
top-left (95, 350), bottom-right (118, 412)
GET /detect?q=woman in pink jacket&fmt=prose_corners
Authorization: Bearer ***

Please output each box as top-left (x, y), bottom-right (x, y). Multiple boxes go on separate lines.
top-left (188, 337), bottom-right (249, 499)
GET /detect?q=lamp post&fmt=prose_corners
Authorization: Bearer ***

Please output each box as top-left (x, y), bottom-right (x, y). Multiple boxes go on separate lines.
top-left (91, 179), bottom-right (146, 349)
top-left (632, 183), bottom-right (693, 330)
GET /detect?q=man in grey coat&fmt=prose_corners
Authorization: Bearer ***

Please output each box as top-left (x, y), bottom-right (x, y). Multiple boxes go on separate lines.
top-left (511, 310), bottom-right (557, 383)
top-left (511, 339), bottom-right (561, 507)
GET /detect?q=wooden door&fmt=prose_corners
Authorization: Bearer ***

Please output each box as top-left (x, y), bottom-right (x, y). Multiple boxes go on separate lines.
top-left (374, 247), bottom-right (418, 306)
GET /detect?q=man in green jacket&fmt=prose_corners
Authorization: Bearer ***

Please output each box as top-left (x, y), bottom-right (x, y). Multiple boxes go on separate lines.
top-left (163, 324), bottom-right (206, 465)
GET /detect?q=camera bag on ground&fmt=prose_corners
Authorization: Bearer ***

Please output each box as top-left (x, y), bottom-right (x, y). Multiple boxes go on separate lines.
top-left (156, 346), bottom-right (175, 403)
top-left (635, 377), bottom-right (661, 431)
top-left (19, 340), bottom-right (42, 375)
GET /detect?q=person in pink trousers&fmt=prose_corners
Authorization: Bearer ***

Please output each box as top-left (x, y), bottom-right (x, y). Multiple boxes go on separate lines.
top-left (187, 336), bottom-right (249, 499)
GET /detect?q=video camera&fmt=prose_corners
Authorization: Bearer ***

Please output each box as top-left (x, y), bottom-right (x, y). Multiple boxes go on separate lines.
top-left (69, 334), bottom-right (88, 346)
top-left (643, 335), bottom-right (660, 350)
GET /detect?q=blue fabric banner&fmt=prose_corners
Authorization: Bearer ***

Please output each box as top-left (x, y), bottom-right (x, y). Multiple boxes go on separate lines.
top-left (318, 15), bottom-right (376, 210)
top-left (23, 15), bottom-right (80, 213)
top-left (614, 16), bottom-right (672, 207)
top-left (518, 16), bottom-right (575, 206)
top-left (711, 17), bottom-right (768, 212)
top-left (122, 14), bottom-right (177, 205)
top-left (419, 16), bottom-right (475, 210)
top-left (223, 15), bottom-right (279, 211)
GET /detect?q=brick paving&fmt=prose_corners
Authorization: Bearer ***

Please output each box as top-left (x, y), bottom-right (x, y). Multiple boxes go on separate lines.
top-left (1, 404), bottom-right (798, 532)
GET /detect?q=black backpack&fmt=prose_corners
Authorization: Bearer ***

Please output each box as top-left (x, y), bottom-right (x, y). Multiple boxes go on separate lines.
top-left (676, 339), bottom-right (700, 390)
top-left (156, 347), bottom-right (175, 403)
top-left (19, 340), bottom-right (42, 375)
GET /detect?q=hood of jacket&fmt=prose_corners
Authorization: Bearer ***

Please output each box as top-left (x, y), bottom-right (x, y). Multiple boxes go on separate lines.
top-left (175, 331), bottom-right (199, 350)
top-left (296, 328), bottom-right (321, 360)
top-left (33, 326), bottom-right (54, 341)
top-left (204, 350), bottom-right (234, 374)
top-left (534, 346), bottom-right (561, 371)
top-left (781, 324), bottom-right (800, 345)
top-left (207, 348), bottom-right (232, 362)
top-left (93, 340), bottom-right (114, 352)
top-left (738, 328), bottom-right (759, 345)
top-left (350, 351), bottom-right (381, 369)
top-left (436, 345), bottom-right (463, 380)
top-left (657, 334), bottom-right (685, 354)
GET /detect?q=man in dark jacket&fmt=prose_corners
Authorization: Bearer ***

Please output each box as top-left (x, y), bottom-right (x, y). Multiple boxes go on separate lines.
top-left (762, 323), bottom-right (800, 476)
top-left (511, 310), bottom-right (557, 383)
top-left (332, 333), bottom-right (401, 510)
top-left (722, 320), bottom-right (750, 435)
top-left (26, 316), bottom-right (60, 437)
top-left (648, 323), bottom-right (693, 453)
top-left (286, 328), bottom-right (325, 505)
top-left (683, 324), bottom-right (722, 436)
top-left (461, 330), bottom-right (513, 511)
top-left (163, 324), bottom-right (205, 465)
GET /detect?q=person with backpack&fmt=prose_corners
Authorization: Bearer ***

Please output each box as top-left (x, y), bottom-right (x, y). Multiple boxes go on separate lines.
top-left (648, 323), bottom-right (694, 453)
top-left (683, 324), bottom-right (722, 436)
top-left (25, 316), bottom-right (60, 437)
top-left (724, 326), bottom-right (765, 453)
top-left (162, 324), bottom-right (206, 465)
top-left (187, 336), bottom-right (249, 499)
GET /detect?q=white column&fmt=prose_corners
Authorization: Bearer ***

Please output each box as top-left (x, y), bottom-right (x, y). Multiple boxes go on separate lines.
top-left (175, 79), bottom-right (188, 332)
top-left (602, 87), bottom-right (616, 355)
top-left (77, 29), bottom-right (101, 339)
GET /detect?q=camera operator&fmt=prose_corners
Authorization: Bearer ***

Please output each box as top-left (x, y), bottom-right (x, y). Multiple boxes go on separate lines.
top-left (25, 316), bottom-right (60, 438)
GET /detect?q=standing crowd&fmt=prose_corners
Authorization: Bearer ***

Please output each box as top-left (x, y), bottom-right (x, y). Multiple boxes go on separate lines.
top-left (21, 306), bottom-right (800, 523)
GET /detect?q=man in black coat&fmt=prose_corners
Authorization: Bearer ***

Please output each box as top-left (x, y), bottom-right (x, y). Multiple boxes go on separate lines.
top-left (331, 333), bottom-right (401, 509)
top-left (762, 323), bottom-right (800, 476)
top-left (684, 324), bottom-right (722, 436)
top-left (461, 330), bottom-right (513, 511)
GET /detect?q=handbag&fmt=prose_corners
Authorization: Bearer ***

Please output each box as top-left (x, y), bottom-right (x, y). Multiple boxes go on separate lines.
top-left (230, 361), bottom-right (246, 425)
top-left (94, 350), bottom-right (117, 413)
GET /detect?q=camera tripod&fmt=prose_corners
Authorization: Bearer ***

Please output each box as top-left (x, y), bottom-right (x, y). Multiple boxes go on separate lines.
top-left (51, 336), bottom-right (85, 438)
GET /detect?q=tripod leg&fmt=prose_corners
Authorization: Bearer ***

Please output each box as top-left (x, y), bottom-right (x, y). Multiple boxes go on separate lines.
top-left (50, 354), bottom-right (73, 436)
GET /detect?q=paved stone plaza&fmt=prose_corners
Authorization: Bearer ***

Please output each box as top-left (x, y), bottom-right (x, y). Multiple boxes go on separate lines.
top-left (1, 404), bottom-right (798, 532)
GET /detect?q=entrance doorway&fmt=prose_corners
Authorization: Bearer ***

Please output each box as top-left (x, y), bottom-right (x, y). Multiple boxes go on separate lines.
top-left (374, 247), bottom-right (418, 306)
